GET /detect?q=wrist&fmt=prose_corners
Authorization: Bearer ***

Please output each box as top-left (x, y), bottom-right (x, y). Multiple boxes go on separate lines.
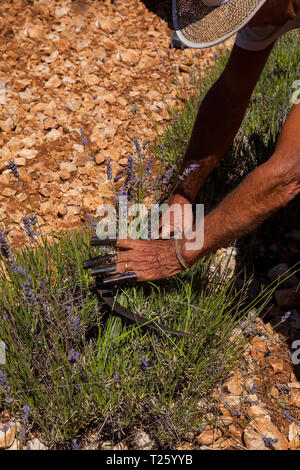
top-left (175, 237), bottom-right (199, 269)
top-left (179, 233), bottom-right (205, 267)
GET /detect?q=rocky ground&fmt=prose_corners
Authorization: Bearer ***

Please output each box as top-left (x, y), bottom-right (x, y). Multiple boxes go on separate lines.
top-left (0, 0), bottom-right (299, 451)
top-left (0, 0), bottom-right (230, 245)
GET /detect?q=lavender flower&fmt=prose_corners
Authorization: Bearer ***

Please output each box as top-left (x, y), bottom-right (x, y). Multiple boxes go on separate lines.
top-left (115, 188), bottom-right (129, 204)
top-left (142, 141), bottom-right (149, 151)
top-left (18, 404), bottom-right (30, 442)
top-left (72, 438), bottom-right (80, 450)
top-left (133, 139), bottom-right (141, 154)
top-left (276, 384), bottom-right (291, 392)
top-left (283, 410), bottom-right (300, 426)
top-left (145, 155), bottom-right (153, 180)
top-left (80, 127), bottom-right (88, 146)
top-left (106, 157), bottom-right (112, 181)
top-left (139, 355), bottom-right (149, 371)
top-left (281, 311), bottom-right (291, 322)
top-left (22, 216), bottom-right (37, 242)
top-left (283, 410), bottom-right (293, 421)
top-left (23, 281), bottom-right (36, 306)
top-left (23, 404), bottom-right (30, 419)
top-left (0, 368), bottom-right (14, 404)
top-left (87, 213), bottom-right (96, 233)
top-left (67, 306), bottom-right (81, 342)
top-left (8, 159), bottom-right (19, 179)
top-left (125, 155), bottom-right (135, 187)
top-left (29, 214), bottom-right (37, 226)
top-left (67, 348), bottom-right (80, 364)
top-left (229, 408), bottom-right (240, 417)
top-left (162, 165), bottom-right (176, 185)
top-left (11, 263), bottom-right (27, 276)
top-left (262, 435), bottom-right (278, 449)
top-left (0, 422), bottom-right (10, 433)
top-left (178, 164), bottom-right (199, 181)
top-left (150, 174), bottom-right (163, 194)
top-left (0, 231), bottom-right (11, 259)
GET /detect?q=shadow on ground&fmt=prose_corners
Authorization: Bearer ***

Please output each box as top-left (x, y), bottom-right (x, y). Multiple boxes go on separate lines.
top-left (140, 0), bottom-right (174, 29)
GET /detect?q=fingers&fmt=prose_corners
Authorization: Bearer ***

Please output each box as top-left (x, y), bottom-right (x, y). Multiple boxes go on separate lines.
top-left (116, 238), bottom-right (142, 250)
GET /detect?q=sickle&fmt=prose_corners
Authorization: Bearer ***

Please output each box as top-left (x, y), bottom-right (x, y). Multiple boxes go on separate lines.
top-left (85, 238), bottom-right (197, 339)
top-left (96, 280), bottom-right (196, 338)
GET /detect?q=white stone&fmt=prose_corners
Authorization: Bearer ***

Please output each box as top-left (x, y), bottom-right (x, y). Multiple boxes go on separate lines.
top-left (26, 438), bottom-right (47, 450)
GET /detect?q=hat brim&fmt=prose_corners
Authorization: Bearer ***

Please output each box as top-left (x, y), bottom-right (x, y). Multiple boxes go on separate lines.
top-left (173, 0), bottom-right (267, 49)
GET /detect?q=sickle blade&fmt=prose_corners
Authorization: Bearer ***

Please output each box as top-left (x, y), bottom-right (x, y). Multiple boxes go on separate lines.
top-left (96, 282), bottom-right (196, 338)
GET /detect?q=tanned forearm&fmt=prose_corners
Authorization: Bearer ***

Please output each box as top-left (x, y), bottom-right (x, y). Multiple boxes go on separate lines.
top-left (175, 43), bottom-right (275, 203)
top-left (181, 103), bottom-right (300, 264)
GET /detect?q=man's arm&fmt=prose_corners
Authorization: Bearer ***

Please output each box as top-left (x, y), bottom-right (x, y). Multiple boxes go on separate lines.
top-left (181, 102), bottom-right (300, 265)
top-left (104, 103), bottom-right (299, 283)
top-left (175, 42), bottom-right (276, 203)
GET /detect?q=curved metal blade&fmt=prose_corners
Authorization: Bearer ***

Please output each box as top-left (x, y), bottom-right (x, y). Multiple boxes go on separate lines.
top-left (96, 281), bottom-right (196, 339)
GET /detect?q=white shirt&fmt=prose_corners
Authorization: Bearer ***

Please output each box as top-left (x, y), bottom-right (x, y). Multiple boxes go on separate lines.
top-left (235, 9), bottom-right (300, 50)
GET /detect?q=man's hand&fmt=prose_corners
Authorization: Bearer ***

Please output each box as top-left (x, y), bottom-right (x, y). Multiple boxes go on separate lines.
top-left (88, 238), bottom-right (186, 283)
top-left (112, 238), bottom-right (184, 282)
top-left (154, 193), bottom-right (194, 239)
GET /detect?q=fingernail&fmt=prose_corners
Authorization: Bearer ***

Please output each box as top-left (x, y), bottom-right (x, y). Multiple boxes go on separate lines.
top-left (102, 272), bottom-right (138, 285)
top-left (90, 237), bottom-right (117, 247)
top-left (83, 254), bottom-right (116, 269)
top-left (91, 264), bottom-right (117, 276)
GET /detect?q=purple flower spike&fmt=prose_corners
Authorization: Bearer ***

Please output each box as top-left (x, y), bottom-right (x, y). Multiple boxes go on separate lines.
top-left (72, 438), bottom-right (80, 450)
top-left (0, 231), bottom-right (11, 259)
top-left (106, 157), bottom-right (112, 181)
top-left (8, 159), bottom-right (19, 179)
top-left (262, 435), bottom-right (278, 449)
top-left (139, 355), bottom-right (149, 371)
top-left (67, 348), bottom-right (80, 364)
top-left (281, 311), bottom-right (291, 322)
top-left (80, 127), bottom-right (88, 146)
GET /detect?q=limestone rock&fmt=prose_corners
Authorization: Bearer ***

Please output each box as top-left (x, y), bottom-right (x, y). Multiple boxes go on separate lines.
top-left (288, 389), bottom-right (300, 408)
top-left (0, 422), bottom-right (16, 449)
top-left (60, 168), bottom-right (71, 181)
top-left (268, 357), bottom-right (284, 373)
top-left (196, 427), bottom-right (223, 445)
top-left (247, 405), bottom-right (270, 419)
top-left (224, 370), bottom-right (243, 395)
top-left (243, 416), bottom-right (288, 450)
top-left (133, 430), bottom-right (154, 450)
top-left (26, 438), bottom-right (48, 450)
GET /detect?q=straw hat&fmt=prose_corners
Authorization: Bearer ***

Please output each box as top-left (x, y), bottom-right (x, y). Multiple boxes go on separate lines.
top-left (173, 0), bottom-right (267, 48)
